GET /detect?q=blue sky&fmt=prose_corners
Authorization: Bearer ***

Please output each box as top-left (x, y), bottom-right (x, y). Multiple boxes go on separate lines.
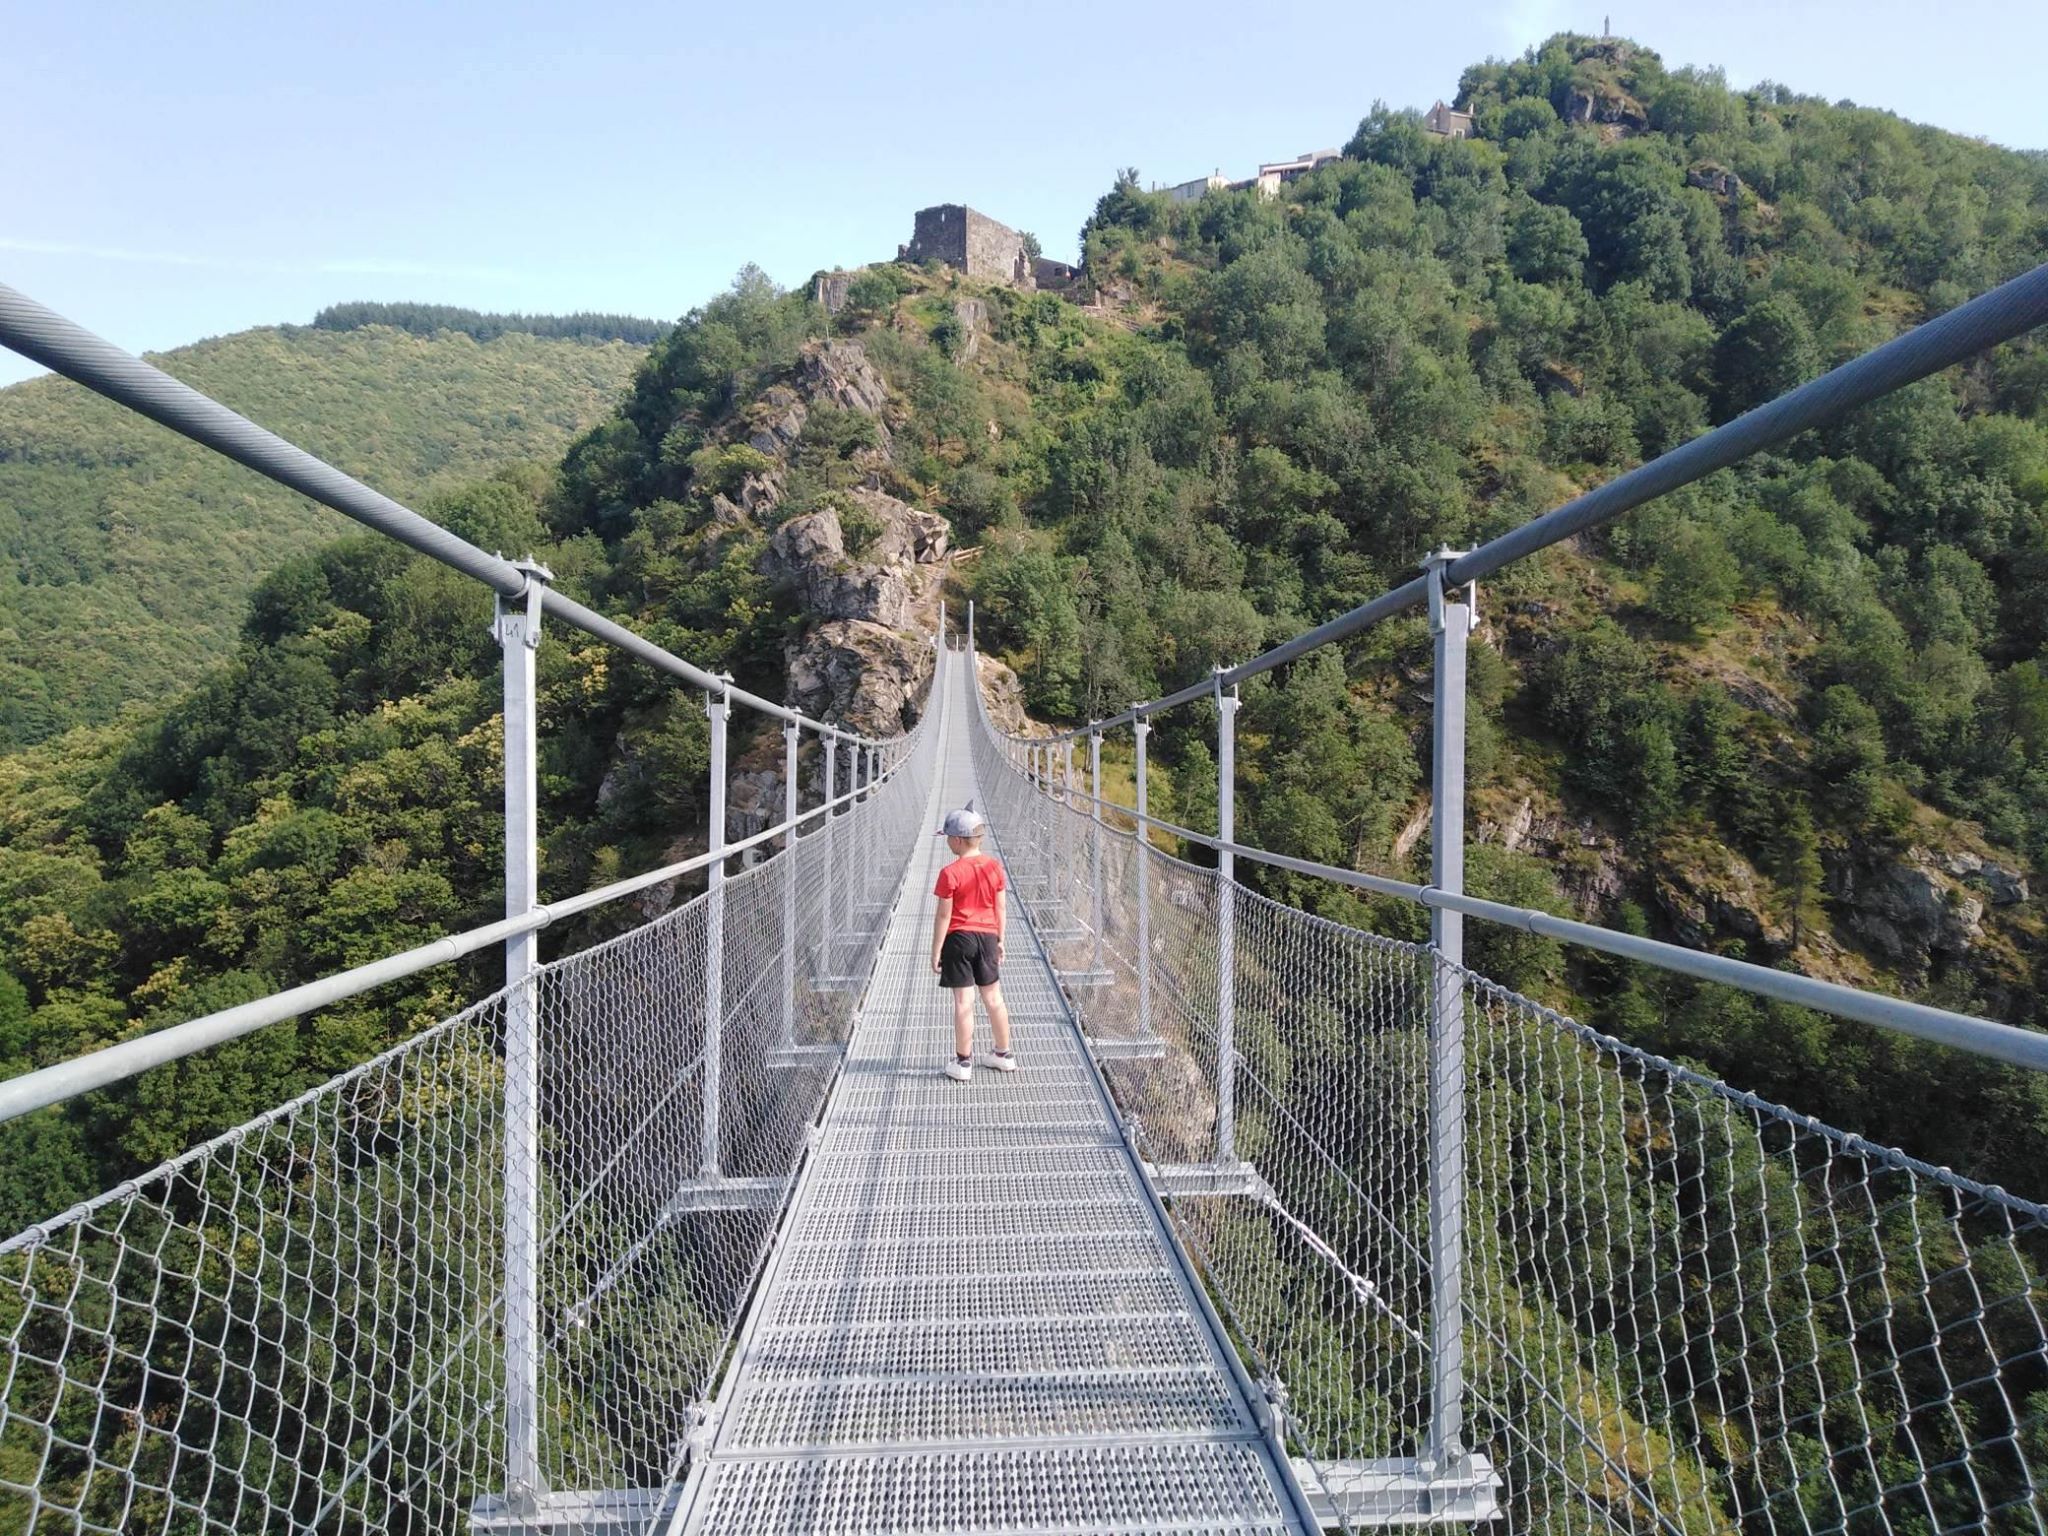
top-left (3, 0), bottom-right (2041, 388)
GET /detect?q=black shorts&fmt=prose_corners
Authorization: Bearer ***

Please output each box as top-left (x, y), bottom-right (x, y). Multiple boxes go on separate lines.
top-left (938, 931), bottom-right (1001, 989)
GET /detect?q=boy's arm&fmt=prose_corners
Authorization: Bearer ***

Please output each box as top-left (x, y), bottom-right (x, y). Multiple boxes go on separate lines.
top-left (930, 897), bottom-right (953, 972)
top-left (995, 867), bottom-right (1007, 954)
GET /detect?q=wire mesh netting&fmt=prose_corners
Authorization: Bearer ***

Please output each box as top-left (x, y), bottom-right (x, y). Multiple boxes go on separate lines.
top-left (967, 649), bottom-right (2048, 1534)
top-left (1460, 974), bottom-right (2048, 1536)
top-left (0, 688), bottom-right (938, 1536)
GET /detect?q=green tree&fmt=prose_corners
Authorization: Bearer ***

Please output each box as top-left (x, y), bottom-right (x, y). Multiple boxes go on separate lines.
top-left (1647, 520), bottom-right (1741, 632)
top-left (1713, 294), bottom-right (1818, 417)
top-left (1809, 685), bottom-right (1893, 834)
top-left (1506, 195), bottom-right (1588, 285)
top-left (843, 268), bottom-right (906, 323)
top-left (1772, 795), bottom-right (1827, 948)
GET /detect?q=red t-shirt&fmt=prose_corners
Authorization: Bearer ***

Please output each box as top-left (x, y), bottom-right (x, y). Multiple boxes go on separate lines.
top-left (934, 856), bottom-right (1006, 934)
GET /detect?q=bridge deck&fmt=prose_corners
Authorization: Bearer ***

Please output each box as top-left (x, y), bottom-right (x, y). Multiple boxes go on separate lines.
top-left (676, 653), bottom-right (1308, 1534)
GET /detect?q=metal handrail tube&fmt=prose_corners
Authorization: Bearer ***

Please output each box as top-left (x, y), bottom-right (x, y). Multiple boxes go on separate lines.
top-left (1041, 777), bottom-right (1434, 900)
top-left (982, 701), bottom-right (2048, 1073)
top-left (0, 282), bottom-right (890, 748)
top-left (1431, 892), bottom-right (2048, 1073)
top-left (0, 768), bottom-right (902, 1123)
top-left (996, 258), bottom-right (2048, 745)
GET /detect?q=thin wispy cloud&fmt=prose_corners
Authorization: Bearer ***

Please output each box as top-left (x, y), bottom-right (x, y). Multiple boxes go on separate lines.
top-left (0, 237), bottom-right (524, 284)
top-left (317, 256), bottom-right (524, 281)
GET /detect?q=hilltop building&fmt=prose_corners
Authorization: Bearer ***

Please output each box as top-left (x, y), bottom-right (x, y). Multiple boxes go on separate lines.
top-left (1251, 148), bottom-right (1343, 194)
top-left (1031, 256), bottom-right (1081, 292)
top-left (1164, 170), bottom-right (1232, 204)
top-left (900, 205), bottom-right (1032, 286)
top-left (1425, 100), bottom-right (1477, 138)
top-left (1157, 148), bottom-right (1343, 204)
top-left (814, 204), bottom-right (1071, 317)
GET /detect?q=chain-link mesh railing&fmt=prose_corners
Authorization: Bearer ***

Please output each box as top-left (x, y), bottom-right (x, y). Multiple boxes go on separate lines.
top-left (0, 678), bottom-right (939, 1536)
top-left (967, 651), bottom-right (2048, 1534)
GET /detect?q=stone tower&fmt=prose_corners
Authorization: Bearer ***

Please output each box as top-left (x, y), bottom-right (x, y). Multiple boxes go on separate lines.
top-left (901, 205), bottom-right (1031, 286)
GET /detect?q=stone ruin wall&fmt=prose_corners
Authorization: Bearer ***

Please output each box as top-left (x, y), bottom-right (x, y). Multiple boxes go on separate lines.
top-left (959, 208), bottom-right (1027, 285)
top-left (905, 204), bottom-right (1028, 286)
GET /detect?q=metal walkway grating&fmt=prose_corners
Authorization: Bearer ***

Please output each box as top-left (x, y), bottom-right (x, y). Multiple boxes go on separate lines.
top-left (675, 650), bottom-right (1310, 1534)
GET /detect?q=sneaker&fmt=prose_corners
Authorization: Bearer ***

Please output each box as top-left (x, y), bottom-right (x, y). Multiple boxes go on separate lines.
top-left (989, 1051), bottom-right (1018, 1073)
top-left (944, 1057), bottom-right (972, 1082)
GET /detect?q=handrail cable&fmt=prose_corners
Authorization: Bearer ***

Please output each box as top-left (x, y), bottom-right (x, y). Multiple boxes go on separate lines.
top-left (0, 760), bottom-right (917, 1123)
top-left (1015, 771), bottom-right (2048, 1074)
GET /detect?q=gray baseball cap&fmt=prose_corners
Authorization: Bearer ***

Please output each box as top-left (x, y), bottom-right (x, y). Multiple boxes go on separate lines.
top-left (935, 802), bottom-right (985, 837)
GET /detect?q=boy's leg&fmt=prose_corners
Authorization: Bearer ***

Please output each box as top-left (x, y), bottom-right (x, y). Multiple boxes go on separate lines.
top-left (979, 982), bottom-right (1011, 1054)
top-left (952, 987), bottom-right (976, 1060)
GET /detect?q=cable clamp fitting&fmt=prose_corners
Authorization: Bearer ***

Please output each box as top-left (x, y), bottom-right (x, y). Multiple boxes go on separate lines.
top-left (493, 557), bottom-right (553, 651)
top-left (1420, 547), bottom-right (1478, 636)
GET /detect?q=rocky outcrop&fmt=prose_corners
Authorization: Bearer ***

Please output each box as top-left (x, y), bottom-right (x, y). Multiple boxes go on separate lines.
top-left (764, 484), bottom-right (949, 737)
top-left (973, 652), bottom-right (1039, 737)
top-left (787, 620), bottom-right (936, 738)
top-left (1937, 850), bottom-right (2028, 907)
top-left (738, 340), bottom-right (894, 463)
top-left (1718, 671), bottom-right (1797, 724)
top-left (763, 490), bottom-right (949, 630)
top-left (1652, 846), bottom-right (1790, 953)
top-left (951, 298), bottom-right (986, 360)
top-left (726, 764), bottom-right (784, 842)
top-left (1827, 846), bottom-right (1995, 973)
top-left (745, 395), bottom-right (807, 459)
top-left (1472, 794), bottom-right (1628, 918)
top-left (1392, 799), bottom-right (1430, 863)
top-left (680, 334), bottom-right (948, 738)
top-left (796, 338), bottom-right (891, 421)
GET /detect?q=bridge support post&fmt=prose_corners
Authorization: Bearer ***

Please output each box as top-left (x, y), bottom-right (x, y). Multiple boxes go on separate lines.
top-left (702, 678), bottom-right (731, 1179)
top-left (1215, 673), bottom-right (1239, 1164)
top-left (862, 744), bottom-right (879, 926)
top-left (1423, 548), bottom-right (1475, 1471)
top-left (494, 558), bottom-right (550, 1514)
top-left (781, 713), bottom-right (799, 1051)
top-left (848, 743), bottom-right (864, 925)
top-left (821, 738), bottom-right (837, 982)
top-left (1088, 730), bottom-right (1103, 981)
top-left (1134, 713), bottom-right (1152, 1041)
top-left (1062, 740), bottom-right (1074, 806)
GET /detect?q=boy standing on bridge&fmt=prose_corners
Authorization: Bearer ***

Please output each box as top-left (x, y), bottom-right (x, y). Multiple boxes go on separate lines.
top-left (931, 803), bottom-right (1017, 1081)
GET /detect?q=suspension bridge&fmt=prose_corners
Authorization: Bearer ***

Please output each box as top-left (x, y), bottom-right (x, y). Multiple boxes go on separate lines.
top-left (0, 267), bottom-right (2046, 1536)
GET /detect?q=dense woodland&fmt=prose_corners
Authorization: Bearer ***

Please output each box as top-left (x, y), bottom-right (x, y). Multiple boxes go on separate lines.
top-left (2, 32), bottom-right (2046, 1532)
top-left (0, 322), bottom-right (644, 748)
top-left (3, 28), bottom-right (2046, 1228)
top-left (964, 41), bottom-right (2048, 1190)
top-left (311, 301), bottom-right (669, 346)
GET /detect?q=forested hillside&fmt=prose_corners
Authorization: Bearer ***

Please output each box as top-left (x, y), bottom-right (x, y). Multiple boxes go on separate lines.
top-left (939, 38), bottom-right (2048, 1183)
top-left (4, 31), bottom-right (2047, 1234)
top-left (6, 35), bottom-right (2048, 1534)
top-left (311, 301), bottom-right (668, 345)
top-left (0, 272), bottom-right (873, 1229)
top-left (0, 320), bottom-right (645, 746)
